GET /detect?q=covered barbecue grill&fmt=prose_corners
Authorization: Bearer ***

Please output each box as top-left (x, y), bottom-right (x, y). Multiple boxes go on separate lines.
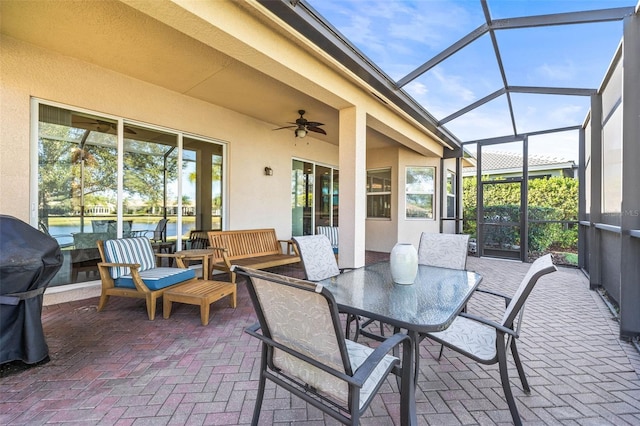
top-left (0, 215), bottom-right (63, 365)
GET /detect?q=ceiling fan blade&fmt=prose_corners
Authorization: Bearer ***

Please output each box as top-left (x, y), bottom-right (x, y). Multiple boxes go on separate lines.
top-left (273, 125), bottom-right (297, 131)
top-left (305, 121), bottom-right (324, 127)
top-left (307, 126), bottom-right (327, 135)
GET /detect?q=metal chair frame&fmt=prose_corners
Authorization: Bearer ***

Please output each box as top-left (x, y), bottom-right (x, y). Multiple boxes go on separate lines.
top-left (425, 254), bottom-right (557, 426)
top-left (235, 266), bottom-right (412, 426)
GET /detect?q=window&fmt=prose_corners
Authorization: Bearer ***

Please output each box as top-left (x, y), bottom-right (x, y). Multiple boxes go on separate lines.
top-left (446, 170), bottom-right (456, 218)
top-left (406, 166), bottom-right (435, 219)
top-left (367, 168), bottom-right (391, 218)
top-left (35, 101), bottom-right (226, 287)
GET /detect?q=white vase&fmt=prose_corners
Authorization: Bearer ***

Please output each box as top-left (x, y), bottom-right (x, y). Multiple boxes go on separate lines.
top-left (390, 243), bottom-right (418, 285)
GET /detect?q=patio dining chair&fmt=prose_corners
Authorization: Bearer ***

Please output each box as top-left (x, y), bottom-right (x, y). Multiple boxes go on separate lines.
top-left (417, 232), bottom-right (471, 358)
top-left (293, 235), bottom-right (382, 340)
top-left (234, 266), bottom-right (412, 426)
top-left (130, 218), bottom-right (168, 242)
top-left (417, 232), bottom-right (470, 270)
top-left (424, 254), bottom-right (557, 426)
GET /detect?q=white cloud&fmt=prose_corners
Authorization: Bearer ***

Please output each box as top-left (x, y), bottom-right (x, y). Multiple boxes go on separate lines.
top-left (406, 81), bottom-right (428, 97)
top-left (535, 62), bottom-right (576, 81)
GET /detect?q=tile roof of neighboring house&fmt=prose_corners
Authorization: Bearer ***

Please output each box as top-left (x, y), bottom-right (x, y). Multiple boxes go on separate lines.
top-left (463, 151), bottom-right (576, 175)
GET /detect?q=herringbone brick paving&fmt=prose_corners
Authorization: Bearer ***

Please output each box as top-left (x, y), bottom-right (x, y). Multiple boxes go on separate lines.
top-left (1, 254), bottom-right (639, 425)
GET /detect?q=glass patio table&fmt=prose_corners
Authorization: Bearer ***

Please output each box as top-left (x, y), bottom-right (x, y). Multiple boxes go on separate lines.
top-left (319, 261), bottom-right (483, 425)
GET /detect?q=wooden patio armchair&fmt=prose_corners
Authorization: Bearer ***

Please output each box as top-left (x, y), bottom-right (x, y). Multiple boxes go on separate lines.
top-left (96, 237), bottom-right (196, 320)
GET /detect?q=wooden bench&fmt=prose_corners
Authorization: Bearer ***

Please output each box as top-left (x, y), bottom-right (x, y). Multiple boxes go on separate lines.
top-left (207, 229), bottom-right (301, 284)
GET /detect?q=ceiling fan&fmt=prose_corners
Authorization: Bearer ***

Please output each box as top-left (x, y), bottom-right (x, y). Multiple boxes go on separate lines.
top-left (274, 110), bottom-right (326, 138)
top-left (74, 118), bottom-right (137, 135)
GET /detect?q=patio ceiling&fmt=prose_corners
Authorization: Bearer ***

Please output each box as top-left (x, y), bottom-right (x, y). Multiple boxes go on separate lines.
top-left (0, 0), bottom-right (400, 149)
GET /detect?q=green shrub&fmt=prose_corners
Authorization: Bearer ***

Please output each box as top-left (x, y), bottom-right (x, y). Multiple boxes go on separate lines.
top-left (463, 175), bottom-right (578, 251)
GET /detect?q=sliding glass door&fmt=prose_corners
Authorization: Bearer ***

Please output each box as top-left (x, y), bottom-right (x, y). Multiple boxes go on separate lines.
top-left (35, 101), bottom-right (226, 286)
top-left (291, 159), bottom-right (338, 236)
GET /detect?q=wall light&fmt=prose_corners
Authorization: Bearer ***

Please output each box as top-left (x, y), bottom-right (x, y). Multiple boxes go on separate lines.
top-left (295, 127), bottom-right (307, 138)
top-left (264, 166), bottom-right (273, 176)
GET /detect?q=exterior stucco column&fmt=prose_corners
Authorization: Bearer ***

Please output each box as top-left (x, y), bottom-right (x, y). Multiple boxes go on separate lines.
top-left (338, 106), bottom-right (367, 269)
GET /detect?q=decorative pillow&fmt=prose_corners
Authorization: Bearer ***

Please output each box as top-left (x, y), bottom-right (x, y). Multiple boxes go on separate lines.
top-left (103, 237), bottom-right (156, 279)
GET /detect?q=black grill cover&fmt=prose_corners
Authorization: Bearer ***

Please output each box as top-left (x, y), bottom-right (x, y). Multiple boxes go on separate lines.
top-left (0, 215), bottom-right (63, 365)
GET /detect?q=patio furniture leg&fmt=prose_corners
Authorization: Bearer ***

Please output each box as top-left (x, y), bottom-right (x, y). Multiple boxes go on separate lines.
top-left (497, 334), bottom-right (522, 426)
top-left (97, 294), bottom-right (109, 312)
top-left (146, 294), bottom-right (156, 320)
top-left (510, 338), bottom-right (531, 393)
top-left (252, 344), bottom-right (269, 426)
top-left (200, 300), bottom-right (209, 326)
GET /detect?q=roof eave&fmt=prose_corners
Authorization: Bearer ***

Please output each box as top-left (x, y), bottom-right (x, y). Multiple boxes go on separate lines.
top-left (255, 0), bottom-right (461, 151)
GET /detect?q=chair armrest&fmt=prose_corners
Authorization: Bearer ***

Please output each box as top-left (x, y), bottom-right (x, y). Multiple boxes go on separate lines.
top-left (155, 253), bottom-right (187, 268)
top-left (473, 288), bottom-right (512, 307)
top-left (278, 239), bottom-right (297, 256)
top-left (209, 246), bottom-right (232, 266)
top-left (129, 230), bottom-right (151, 238)
top-left (351, 332), bottom-right (410, 384)
top-left (244, 322), bottom-right (360, 386)
top-left (458, 312), bottom-right (518, 338)
top-left (97, 261), bottom-right (140, 269)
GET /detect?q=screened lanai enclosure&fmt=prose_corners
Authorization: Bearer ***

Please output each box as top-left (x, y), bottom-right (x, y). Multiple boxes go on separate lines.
top-left (282, 0), bottom-right (640, 339)
top-left (19, 0), bottom-right (640, 341)
top-left (36, 103), bottom-right (226, 286)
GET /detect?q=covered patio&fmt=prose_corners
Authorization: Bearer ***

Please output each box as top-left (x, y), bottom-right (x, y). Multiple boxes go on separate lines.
top-left (1, 255), bottom-right (639, 425)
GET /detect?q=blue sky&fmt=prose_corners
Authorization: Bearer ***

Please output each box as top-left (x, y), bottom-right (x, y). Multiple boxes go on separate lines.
top-left (306, 0), bottom-right (636, 162)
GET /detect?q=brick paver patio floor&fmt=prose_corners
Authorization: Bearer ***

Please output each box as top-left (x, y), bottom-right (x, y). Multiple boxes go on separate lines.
top-left (1, 254), bottom-right (639, 425)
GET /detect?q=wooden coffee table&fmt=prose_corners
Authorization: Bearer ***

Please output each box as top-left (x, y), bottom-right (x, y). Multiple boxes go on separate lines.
top-left (163, 280), bottom-right (236, 326)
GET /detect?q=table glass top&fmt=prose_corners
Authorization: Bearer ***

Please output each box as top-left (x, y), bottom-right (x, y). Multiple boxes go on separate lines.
top-left (319, 262), bottom-right (482, 332)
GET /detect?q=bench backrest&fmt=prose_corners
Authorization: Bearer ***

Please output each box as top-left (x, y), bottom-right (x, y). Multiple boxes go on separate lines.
top-left (208, 229), bottom-right (282, 260)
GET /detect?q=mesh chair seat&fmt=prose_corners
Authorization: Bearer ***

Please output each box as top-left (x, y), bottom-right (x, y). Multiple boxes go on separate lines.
top-left (427, 316), bottom-right (497, 362)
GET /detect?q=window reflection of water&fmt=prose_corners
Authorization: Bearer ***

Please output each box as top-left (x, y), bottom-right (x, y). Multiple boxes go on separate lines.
top-left (48, 222), bottom-right (193, 238)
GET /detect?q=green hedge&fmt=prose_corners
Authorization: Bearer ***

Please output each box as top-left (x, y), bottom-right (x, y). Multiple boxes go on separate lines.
top-left (463, 176), bottom-right (578, 251)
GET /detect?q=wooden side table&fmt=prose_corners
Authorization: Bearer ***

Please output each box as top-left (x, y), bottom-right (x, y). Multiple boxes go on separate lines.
top-left (163, 280), bottom-right (236, 326)
top-left (168, 249), bottom-right (216, 280)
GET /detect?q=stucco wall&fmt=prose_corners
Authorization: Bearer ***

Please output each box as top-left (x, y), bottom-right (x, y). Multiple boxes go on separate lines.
top-left (0, 35), bottom-right (338, 239)
top-left (364, 146), bottom-right (440, 252)
top-left (365, 147), bottom-right (398, 252)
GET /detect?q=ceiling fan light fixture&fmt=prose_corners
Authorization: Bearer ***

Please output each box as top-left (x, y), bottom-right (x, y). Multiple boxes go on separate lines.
top-left (295, 127), bottom-right (307, 138)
